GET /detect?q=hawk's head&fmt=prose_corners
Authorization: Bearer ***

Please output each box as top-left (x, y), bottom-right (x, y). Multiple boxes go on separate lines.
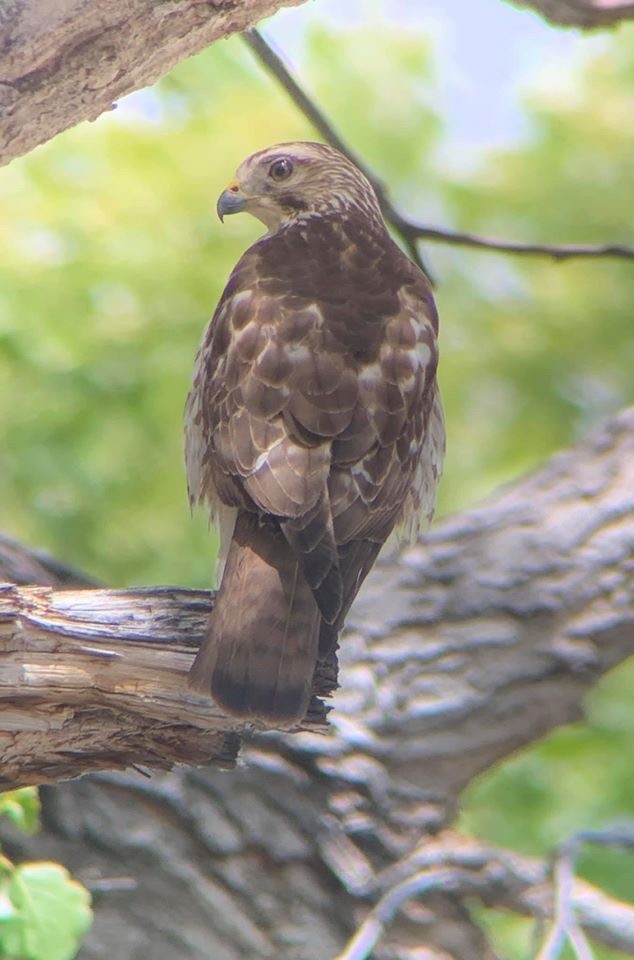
top-left (216, 142), bottom-right (382, 232)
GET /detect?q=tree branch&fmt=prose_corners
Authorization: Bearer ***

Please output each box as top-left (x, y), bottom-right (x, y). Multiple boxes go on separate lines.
top-left (4, 0), bottom-right (634, 173)
top-left (1, 408), bottom-right (633, 796)
top-left (334, 835), bottom-right (634, 959)
top-left (509, 0), bottom-right (634, 29)
top-left (0, 0), bottom-right (305, 167)
top-left (0, 583), bottom-right (338, 788)
top-left (243, 28), bottom-right (634, 268)
top-left (535, 827), bottom-right (634, 958)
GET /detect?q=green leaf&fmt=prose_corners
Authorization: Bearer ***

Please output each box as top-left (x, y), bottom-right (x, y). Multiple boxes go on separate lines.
top-left (0, 862), bottom-right (92, 960)
top-left (0, 789), bottom-right (40, 835)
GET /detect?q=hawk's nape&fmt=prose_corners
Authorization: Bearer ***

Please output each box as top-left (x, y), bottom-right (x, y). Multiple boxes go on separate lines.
top-left (185, 141), bottom-right (445, 725)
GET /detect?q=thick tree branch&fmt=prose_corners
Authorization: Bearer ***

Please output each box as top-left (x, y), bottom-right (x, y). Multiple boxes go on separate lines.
top-left (510, 0), bottom-right (634, 28)
top-left (244, 28), bottom-right (634, 269)
top-left (1, 407), bottom-right (633, 797)
top-left (2, 411), bottom-right (633, 957)
top-left (3, 777), bottom-right (634, 957)
top-left (0, 0), bottom-right (304, 167)
top-left (0, 583), bottom-right (338, 788)
top-left (3, 0), bottom-right (634, 173)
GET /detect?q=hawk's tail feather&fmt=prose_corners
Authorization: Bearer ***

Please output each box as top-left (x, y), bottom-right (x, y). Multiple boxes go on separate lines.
top-left (317, 538), bottom-right (383, 660)
top-left (282, 494), bottom-right (343, 625)
top-left (189, 511), bottom-right (320, 726)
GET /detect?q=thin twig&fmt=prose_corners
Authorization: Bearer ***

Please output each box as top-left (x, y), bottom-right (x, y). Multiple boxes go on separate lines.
top-left (334, 867), bottom-right (458, 960)
top-left (243, 28), bottom-right (634, 268)
top-left (534, 826), bottom-right (634, 959)
top-left (395, 222), bottom-right (634, 261)
top-left (575, 825), bottom-right (634, 850)
top-left (536, 851), bottom-right (580, 959)
top-left (568, 924), bottom-right (595, 960)
top-left (242, 27), bottom-right (432, 277)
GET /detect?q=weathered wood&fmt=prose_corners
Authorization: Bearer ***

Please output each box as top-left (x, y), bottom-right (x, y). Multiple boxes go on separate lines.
top-left (0, 584), bottom-right (337, 787)
top-left (1, 409), bottom-right (633, 958)
top-left (0, 0), bottom-right (305, 167)
top-left (1, 408), bottom-right (632, 796)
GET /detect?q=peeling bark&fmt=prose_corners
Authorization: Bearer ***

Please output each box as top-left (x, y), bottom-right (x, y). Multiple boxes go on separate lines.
top-left (1, 410), bottom-right (633, 958)
top-left (0, 584), bottom-right (335, 788)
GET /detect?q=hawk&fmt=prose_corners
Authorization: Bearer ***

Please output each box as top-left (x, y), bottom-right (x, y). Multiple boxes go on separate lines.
top-left (185, 142), bottom-right (444, 725)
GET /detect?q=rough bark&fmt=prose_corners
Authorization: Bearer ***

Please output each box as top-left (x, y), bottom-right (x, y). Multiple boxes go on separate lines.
top-left (1, 409), bottom-right (633, 958)
top-left (3, 0), bottom-right (634, 172)
top-left (2, 408), bottom-right (633, 791)
top-left (0, 0), bottom-right (304, 167)
top-left (510, 0), bottom-right (634, 27)
top-left (0, 583), bottom-right (335, 788)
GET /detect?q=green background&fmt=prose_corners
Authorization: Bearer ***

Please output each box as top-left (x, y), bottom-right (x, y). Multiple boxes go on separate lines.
top-left (1, 13), bottom-right (633, 957)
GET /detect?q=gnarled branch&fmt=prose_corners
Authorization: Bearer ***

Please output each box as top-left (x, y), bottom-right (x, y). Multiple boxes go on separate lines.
top-left (1, 407), bottom-right (633, 796)
top-left (334, 834), bottom-right (634, 959)
top-left (1, 409), bottom-right (633, 958)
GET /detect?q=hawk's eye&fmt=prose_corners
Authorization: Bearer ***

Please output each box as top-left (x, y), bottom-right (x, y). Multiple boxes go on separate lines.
top-left (269, 158), bottom-right (293, 182)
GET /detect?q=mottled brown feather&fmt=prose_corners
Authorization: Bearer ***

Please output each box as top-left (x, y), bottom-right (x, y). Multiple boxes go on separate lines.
top-left (185, 141), bottom-right (444, 723)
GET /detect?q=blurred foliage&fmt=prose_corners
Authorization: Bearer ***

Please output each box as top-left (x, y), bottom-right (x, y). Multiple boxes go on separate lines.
top-left (0, 789), bottom-right (40, 835)
top-left (0, 861), bottom-right (92, 960)
top-left (0, 11), bottom-right (633, 958)
top-left (0, 791), bottom-right (91, 960)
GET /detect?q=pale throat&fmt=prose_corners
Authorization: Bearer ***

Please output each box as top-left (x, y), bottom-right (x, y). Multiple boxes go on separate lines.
top-left (247, 190), bottom-right (382, 234)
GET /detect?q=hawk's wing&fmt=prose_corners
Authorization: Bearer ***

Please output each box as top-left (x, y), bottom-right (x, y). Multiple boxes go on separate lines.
top-left (185, 256), bottom-right (442, 630)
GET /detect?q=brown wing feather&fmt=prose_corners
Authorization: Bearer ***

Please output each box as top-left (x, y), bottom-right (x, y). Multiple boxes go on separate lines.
top-left (185, 214), bottom-right (444, 723)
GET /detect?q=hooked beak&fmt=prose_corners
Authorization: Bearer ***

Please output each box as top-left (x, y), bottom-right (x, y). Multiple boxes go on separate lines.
top-left (217, 179), bottom-right (248, 222)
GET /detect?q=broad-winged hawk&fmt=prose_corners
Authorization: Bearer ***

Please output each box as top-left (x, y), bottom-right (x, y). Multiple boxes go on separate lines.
top-left (185, 142), bottom-right (444, 725)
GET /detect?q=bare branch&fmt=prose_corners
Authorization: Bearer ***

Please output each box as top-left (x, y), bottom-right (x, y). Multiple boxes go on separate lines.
top-left (241, 28), bottom-right (433, 277)
top-left (535, 826), bottom-right (634, 958)
top-left (334, 867), bottom-right (463, 960)
top-left (568, 926), bottom-right (595, 960)
top-left (333, 835), bottom-right (634, 960)
top-left (243, 28), bottom-right (634, 267)
top-left (395, 223), bottom-right (634, 262)
top-left (536, 852), bottom-right (585, 960)
top-left (573, 826), bottom-right (634, 851)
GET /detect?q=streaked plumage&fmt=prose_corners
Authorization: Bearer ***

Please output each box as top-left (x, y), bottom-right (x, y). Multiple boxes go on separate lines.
top-left (186, 142), bottom-right (444, 725)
